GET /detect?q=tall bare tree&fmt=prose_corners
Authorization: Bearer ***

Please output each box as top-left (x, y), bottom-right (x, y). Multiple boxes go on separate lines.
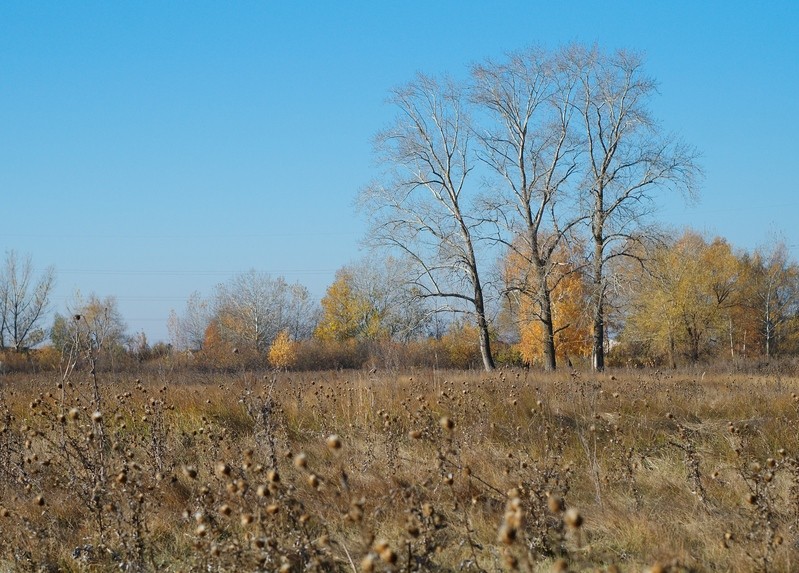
top-left (361, 74), bottom-right (495, 370)
top-left (0, 251), bottom-right (55, 351)
top-left (569, 46), bottom-right (701, 370)
top-left (471, 47), bottom-right (583, 371)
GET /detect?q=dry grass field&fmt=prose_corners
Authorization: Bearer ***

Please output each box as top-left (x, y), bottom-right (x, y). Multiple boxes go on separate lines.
top-left (1, 365), bottom-right (798, 572)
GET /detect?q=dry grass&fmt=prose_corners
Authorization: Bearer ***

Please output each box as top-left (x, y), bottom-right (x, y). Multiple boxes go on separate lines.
top-left (0, 366), bottom-right (798, 571)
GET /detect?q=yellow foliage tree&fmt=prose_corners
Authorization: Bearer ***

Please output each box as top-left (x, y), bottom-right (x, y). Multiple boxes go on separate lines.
top-left (315, 268), bottom-right (384, 342)
top-left (624, 231), bottom-right (742, 365)
top-left (439, 320), bottom-right (483, 369)
top-left (268, 330), bottom-right (299, 370)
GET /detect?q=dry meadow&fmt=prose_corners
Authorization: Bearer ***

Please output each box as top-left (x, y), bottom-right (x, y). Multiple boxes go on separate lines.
top-left (1, 365), bottom-right (798, 572)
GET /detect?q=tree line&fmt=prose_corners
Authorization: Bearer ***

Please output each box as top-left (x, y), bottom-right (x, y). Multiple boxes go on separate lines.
top-left (2, 229), bottom-right (798, 373)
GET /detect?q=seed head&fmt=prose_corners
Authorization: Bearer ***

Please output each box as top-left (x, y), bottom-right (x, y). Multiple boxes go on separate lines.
top-left (564, 508), bottom-right (583, 529)
top-left (215, 462), bottom-right (231, 477)
top-left (182, 465), bottom-right (198, 480)
top-left (360, 554), bottom-right (375, 572)
top-left (547, 495), bottom-right (565, 514)
top-left (497, 524), bottom-right (517, 545)
top-left (379, 547), bottom-right (397, 564)
top-left (68, 408), bottom-right (80, 421)
top-left (326, 434), bottom-right (342, 450)
top-left (92, 411), bottom-right (103, 423)
top-left (440, 416), bottom-right (454, 430)
top-left (294, 453), bottom-right (308, 469)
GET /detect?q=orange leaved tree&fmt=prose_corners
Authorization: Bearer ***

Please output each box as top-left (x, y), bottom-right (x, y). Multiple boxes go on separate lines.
top-left (505, 239), bottom-right (591, 367)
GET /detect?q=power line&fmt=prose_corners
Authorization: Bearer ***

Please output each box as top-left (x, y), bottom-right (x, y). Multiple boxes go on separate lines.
top-left (0, 231), bottom-right (359, 240)
top-left (46, 268), bottom-right (337, 277)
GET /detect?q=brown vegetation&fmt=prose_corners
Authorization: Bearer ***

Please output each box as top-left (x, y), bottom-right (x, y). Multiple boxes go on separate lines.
top-left (1, 363), bottom-right (799, 572)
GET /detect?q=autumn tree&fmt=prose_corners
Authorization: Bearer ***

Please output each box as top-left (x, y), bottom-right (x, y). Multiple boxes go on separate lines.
top-left (0, 251), bottom-right (55, 351)
top-left (568, 46), bottom-right (701, 370)
top-left (623, 232), bottom-right (740, 365)
top-left (438, 319), bottom-right (484, 369)
top-left (505, 240), bottom-right (591, 366)
top-left (199, 319), bottom-right (239, 367)
top-left (315, 258), bottom-right (430, 343)
top-left (471, 47), bottom-right (583, 371)
top-left (268, 330), bottom-right (299, 370)
top-left (360, 74), bottom-right (496, 371)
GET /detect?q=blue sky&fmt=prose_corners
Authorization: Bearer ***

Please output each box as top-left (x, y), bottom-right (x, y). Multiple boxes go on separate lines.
top-left (1, 1), bottom-right (797, 343)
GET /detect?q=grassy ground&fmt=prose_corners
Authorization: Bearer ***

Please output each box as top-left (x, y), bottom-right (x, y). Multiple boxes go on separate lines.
top-left (1, 366), bottom-right (798, 572)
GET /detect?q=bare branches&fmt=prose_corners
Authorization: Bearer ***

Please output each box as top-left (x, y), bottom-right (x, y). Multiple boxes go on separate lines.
top-left (0, 251), bottom-right (55, 351)
top-left (565, 45), bottom-right (703, 370)
top-left (471, 47), bottom-right (585, 370)
top-left (362, 45), bottom-right (701, 371)
top-left (361, 74), bottom-right (495, 370)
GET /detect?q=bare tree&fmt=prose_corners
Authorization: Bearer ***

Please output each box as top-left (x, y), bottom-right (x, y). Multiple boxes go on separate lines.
top-left (70, 293), bottom-right (129, 355)
top-left (568, 46), bottom-right (701, 371)
top-left (213, 271), bottom-right (317, 354)
top-left (361, 74), bottom-right (495, 370)
top-left (0, 251), bottom-right (55, 351)
top-left (168, 291), bottom-right (212, 352)
top-left (471, 47), bottom-right (583, 371)
top-left (746, 241), bottom-right (799, 359)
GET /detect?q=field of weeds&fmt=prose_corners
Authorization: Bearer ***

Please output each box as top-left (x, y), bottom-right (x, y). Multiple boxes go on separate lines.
top-left (1, 366), bottom-right (798, 572)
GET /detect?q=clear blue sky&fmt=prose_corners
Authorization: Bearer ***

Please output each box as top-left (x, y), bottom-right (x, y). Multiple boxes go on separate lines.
top-left (1, 1), bottom-right (797, 343)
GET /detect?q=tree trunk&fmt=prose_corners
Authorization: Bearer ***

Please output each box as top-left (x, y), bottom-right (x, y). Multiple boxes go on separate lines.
top-left (477, 313), bottom-right (494, 371)
top-left (591, 306), bottom-right (604, 371)
top-left (474, 279), bottom-right (495, 372)
top-left (591, 221), bottom-right (605, 372)
top-left (539, 293), bottom-right (557, 371)
top-left (668, 329), bottom-right (677, 369)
